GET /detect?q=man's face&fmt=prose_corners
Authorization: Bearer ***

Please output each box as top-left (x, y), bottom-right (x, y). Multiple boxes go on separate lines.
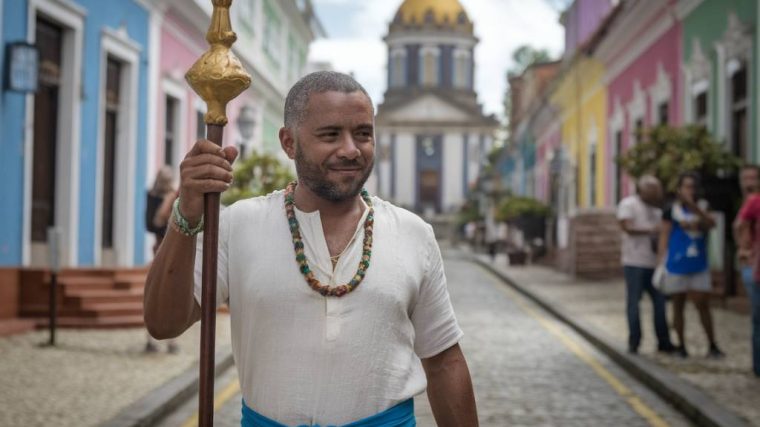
top-left (740, 168), bottom-right (760, 196)
top-left (639, 183), bottom-right (662, 206)
top-left (287, 91), bottom-right (375, 202)
top-left (678, 177), bottom-right (696, 202)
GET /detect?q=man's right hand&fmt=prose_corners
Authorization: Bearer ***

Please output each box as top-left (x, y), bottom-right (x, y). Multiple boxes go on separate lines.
top-left (178, 140), bottom-right (238, 225)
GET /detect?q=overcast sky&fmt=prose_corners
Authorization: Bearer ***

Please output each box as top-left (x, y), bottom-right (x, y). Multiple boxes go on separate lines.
top-left (309, 0), bottom-right (566, 119)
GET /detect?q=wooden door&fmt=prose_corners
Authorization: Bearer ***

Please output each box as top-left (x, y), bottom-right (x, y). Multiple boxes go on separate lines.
top-left (30, 17), bottom-right (63, 265)
top-left (101, 57), bottom-right (122, 261)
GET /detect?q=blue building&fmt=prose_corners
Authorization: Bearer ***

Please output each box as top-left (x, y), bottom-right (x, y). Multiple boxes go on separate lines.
top-left (0, 0), bottom-right (152, 269)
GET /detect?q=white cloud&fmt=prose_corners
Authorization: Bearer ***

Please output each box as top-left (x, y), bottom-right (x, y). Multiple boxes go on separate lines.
top-left (309, 0), bottom-right (564, 117)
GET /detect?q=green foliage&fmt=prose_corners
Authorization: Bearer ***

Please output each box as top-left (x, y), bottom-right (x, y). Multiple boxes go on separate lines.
top-left (221, 150), bottom-right (295, 206)
top-left (496, 197), bottom-right (550, 222)
top-left (617, 125), bottom-right (741, 192)
top-left (456, 202), bottom-right (483, 227)
top-left (509, 45), bottom-right (553, 76)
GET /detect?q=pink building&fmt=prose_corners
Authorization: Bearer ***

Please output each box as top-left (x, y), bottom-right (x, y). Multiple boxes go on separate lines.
top-left (595, 0), bottom-right (682, 203)
top-left (150, 4), bottom-right (255, 179)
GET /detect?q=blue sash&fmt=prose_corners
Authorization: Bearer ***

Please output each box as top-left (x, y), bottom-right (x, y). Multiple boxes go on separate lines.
top-left (241, 399), bottom-right (416, 427)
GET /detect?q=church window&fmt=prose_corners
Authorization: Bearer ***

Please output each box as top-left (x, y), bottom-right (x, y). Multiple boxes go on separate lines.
top-left (390, 49), bottom-right (406, 87)
top-left (421, 47), bottom-right (438, 86)
top-left (454, 50), bottom-right (469, 88)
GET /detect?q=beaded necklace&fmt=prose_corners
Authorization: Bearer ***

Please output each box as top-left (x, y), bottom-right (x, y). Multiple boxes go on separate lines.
top-left (284, 182), bottom-right (374, 297)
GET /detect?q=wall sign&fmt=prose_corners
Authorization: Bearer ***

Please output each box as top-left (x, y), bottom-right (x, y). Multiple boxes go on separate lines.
top-left (5, 42), bottom-right (39, 93)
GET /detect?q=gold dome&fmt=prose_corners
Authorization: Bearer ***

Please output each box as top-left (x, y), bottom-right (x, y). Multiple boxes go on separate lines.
top-left (394, 0), bottom-right (470, 27)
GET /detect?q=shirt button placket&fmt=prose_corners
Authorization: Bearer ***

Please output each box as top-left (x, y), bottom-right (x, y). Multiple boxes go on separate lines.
top-left (326, 297), bottom-right (341, 341)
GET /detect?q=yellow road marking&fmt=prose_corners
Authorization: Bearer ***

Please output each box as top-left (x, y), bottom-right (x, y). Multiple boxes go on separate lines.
top-left (487, 271), bottom-right (670, 427)
top-left (180, 378), bottom-right (241, 427)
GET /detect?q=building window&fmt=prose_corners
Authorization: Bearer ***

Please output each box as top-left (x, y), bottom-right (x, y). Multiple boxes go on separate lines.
top-left (657, 102), bottom-right (669, 125)
top-left (102, 56), bottom-right (123, 249)
top-left (633, 118), bottom-right (644, 145)
top-left (31, 16), bottom-right (63, 242)
top-left (694, 91), bottom-right (708, 127)
top-left (238, 0), bottom-right (255, 37)
top-left (454, 50), bottom-right (469, 88)
top-left (729, 61), bottom-right (748, 159)
top-left (421, 48), bottom-right (438, 86)
top-left (406, 44), bottom-right (420, 86)
top-left (288, 37), bottom-right (301, 83)
top-left (164, 96), bottom-right (179, 167)
top-left (391, 51), bottom-right (405, 87)
top-left (263, 1), bottom-right (281, 66)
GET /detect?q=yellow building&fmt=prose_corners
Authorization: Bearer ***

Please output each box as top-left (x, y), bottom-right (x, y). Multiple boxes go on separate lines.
top-left (550, 56), bottom-right (607, 210)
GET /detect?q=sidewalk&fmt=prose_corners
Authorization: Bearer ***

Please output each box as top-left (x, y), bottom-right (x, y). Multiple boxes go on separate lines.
top-left (0, 315), bottom-right (231, 427)
top-left (474, 252), bottom-right (759, 426)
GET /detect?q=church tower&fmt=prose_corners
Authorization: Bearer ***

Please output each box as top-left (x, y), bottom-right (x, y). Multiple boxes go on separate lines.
top-left (373, 0), bottom-right (498, 215)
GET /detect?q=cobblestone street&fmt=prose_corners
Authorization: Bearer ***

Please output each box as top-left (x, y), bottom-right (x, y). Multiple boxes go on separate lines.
top-left (160, 252), bottom-right (691, 426)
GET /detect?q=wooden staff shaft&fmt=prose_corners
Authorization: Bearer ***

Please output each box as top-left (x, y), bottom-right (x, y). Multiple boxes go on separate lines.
top-left (199, 123), bottom-right (224, 427)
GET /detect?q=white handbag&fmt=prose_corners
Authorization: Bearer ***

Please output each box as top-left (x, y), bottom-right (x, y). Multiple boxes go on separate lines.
top-left (652, 263), bottom-right (666, 291)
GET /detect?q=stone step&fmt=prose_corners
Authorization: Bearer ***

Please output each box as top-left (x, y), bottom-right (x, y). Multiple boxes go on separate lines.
top-left (0, 318), bottom-right (37, 337)
top-left (34, 315), bottom-right (145, 329)
top-left (63, 289), bottom-right (143, 305)
top-left (56, 276), bottom-right (114, 291)
top-left (113, 280), bottom-right (145, 291)
top-left (63, 302), bottom-right (143, 318)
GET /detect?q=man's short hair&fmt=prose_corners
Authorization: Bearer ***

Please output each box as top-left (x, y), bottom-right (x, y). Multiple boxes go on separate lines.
top-left (637, 174), bottom-right (660, 190)
top-left (741, 164), bottom-right (760, 175)
top-left (284, 71), bottom-right (373, 129)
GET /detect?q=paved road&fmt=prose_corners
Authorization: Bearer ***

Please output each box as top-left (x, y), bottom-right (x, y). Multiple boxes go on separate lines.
top-left (157, 253), bottom-right (693, 426)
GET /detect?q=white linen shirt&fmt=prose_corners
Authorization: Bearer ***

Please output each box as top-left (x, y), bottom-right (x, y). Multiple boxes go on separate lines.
top-left (193, 190), bottom-right (463, 426)
top-left (617, 195), bottom-right (661, 268)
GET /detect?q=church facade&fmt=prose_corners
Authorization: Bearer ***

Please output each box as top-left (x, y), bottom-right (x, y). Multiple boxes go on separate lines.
top-left (372, 0), bottom-right (498, 215)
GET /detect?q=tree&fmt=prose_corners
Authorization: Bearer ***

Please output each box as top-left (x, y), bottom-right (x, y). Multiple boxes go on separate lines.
top-left (509, 45), bottom-right (552, 77)
top-left (617, 125), bottom-right (741, 192)
top-left (221, 150), bottom-right (295, 206)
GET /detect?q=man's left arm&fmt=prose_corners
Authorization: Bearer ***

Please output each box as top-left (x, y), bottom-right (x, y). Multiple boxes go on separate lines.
top-left (422, 343), bottom-right (478, 427)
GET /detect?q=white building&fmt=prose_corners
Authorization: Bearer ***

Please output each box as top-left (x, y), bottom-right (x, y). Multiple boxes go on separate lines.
top-left (373, 0), bottom-right (498, 215)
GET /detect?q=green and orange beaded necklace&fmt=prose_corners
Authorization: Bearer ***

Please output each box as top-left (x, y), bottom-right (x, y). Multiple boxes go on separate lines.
top-left (284, 181), bottom-right (373, 297)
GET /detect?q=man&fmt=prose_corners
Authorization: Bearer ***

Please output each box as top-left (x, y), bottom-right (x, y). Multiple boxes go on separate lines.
top-left (144, 71), bottom-right (478, 426)
top-left (617, 175), bottom-right (674, 355)
top-left (735, 165), bottom-right (760, 377)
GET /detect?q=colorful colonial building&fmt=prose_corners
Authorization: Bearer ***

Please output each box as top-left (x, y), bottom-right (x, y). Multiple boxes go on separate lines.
top-left (502, 0), bottom-right (760, 281)
top-left (0, 0), bottom-right (152, 269)
top-left (596, 0), bottom-right (683, 204)
top-left (680, 0), bottom-right (757, 163)
top-left (0, 0), bottom-right (322, 332)
top-left (148, 0), bottom-right (321, 255)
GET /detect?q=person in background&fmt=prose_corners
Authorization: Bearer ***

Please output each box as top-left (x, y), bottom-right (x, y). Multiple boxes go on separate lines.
top-left (658, 172), bottom-right (723, 358)
top-left (144, 165), bottom-right (179, 354)
top-left (734, 164), bottom-right (760, 377)
top-left (617, 175), bottom-right (674, 355)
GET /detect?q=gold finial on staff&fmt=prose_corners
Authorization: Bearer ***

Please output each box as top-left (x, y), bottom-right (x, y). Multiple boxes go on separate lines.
top-left (186, 0), bottom-right (252, 126)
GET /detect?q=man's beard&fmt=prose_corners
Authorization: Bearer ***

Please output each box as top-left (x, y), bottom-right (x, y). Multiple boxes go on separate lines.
top-left (294, 144), bottom-right (374, 202)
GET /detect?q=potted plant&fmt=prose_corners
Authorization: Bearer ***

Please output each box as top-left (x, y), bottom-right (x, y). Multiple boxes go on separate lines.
top-left (495, 197), bottom-right (550, 265)
top-left (221, 149), bottom-right (295, 206)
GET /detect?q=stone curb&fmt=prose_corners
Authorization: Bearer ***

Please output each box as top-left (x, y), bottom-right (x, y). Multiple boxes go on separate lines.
top-left (471, 255), bottom-right (750, 427)
top-left (99, 347), bottom-right (235, 427)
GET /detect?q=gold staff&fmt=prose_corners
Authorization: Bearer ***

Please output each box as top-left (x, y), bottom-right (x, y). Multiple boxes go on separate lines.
top-left (185, 1), bottom-right (251, 425)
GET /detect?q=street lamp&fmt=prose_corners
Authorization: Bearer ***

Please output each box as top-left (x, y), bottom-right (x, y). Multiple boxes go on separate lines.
top-left (235, 104), bottom-right (256, 159)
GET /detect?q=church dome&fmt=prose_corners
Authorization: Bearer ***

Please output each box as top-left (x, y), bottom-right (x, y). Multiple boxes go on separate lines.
top-left (392, 0), bottom-right (472, 31)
